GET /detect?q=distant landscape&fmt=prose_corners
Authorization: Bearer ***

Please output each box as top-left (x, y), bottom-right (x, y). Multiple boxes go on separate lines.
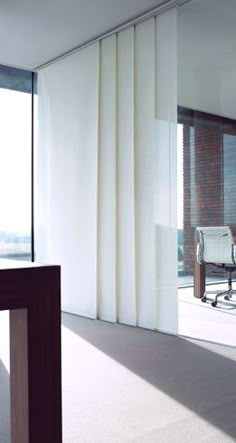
top-left (0, 231), bottom-right (31, 260)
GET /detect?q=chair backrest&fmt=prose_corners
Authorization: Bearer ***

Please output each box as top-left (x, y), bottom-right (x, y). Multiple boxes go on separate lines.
top-left (196, 226), bottom-right (235, 264)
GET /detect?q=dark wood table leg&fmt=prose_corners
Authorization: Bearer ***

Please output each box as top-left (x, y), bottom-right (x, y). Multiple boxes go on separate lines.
top-left (9, 267), bottom-right (62, 443)
top-left (194, 258), bottom-right (205, 298)
top-left (10, 308), bottom-right (29, 443)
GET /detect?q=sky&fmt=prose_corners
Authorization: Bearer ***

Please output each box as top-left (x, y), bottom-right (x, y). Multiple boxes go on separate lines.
top-left (0, 88), bottom-right (31, 233)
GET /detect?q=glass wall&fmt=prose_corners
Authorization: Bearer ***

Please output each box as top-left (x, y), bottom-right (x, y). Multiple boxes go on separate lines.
top-left (178, 107), bottom-right (236, 286)
top-left (177, 0), bottom-right (236, 345)
top-left (0, 65), bottom-right (35, 261)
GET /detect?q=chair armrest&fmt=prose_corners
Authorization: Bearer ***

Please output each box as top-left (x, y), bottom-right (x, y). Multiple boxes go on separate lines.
top-left (196, 242), bottom-right (204, 264)
top-left (232, 244), bottom-right (236, 263)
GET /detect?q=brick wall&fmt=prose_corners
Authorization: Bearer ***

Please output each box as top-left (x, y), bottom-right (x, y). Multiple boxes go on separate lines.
top-left (178, 107), bottom-right (236, 276)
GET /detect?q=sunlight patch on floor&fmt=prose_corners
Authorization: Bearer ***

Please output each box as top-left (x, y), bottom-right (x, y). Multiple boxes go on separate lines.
top-left (61, 325), bottom-right (196, 442)
top-left (179, 285), bottom-right (236, 347)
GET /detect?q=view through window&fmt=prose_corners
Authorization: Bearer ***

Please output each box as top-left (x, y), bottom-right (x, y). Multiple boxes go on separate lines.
top-left (0, 66), bottom-right (35, 261)
top-left (177, 107), bottom-right (236, 287)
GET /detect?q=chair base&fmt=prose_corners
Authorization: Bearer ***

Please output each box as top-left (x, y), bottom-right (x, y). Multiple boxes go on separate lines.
top-left (201, 288), bottom-right (236, 307)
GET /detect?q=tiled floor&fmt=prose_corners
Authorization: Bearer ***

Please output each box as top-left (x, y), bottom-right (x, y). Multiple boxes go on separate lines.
top-left (178, 282), bottom-right (236, 347)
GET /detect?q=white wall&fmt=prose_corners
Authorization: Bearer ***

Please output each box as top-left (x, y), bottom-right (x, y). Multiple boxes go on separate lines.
top-left (178, 65), bottom-right (236, 120)
top-left (178, 0), bottom-right (236, 120)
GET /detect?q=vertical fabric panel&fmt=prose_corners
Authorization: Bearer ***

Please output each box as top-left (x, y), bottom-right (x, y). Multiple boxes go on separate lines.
top-left (97, 35), bottom-right (117, 322)
top-left (155, 9), bottom-right (178, 334)
top-left (134, 19), bottom-right (156, 329)
top-left (117, 27), bottom-right (136, 326)
top-left (36, 10), bottom-right (178, 333)
top-left (36, 43), bottom-right (99, 318)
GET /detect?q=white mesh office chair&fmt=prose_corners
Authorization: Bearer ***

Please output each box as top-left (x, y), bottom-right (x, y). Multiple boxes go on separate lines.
top-left (196, 226), bottom-right (236, 307)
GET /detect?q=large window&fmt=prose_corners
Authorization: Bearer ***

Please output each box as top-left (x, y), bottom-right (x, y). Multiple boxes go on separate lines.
top-left (0, 65), bottom-right (36, 261)
top-left (177, 106), bottom-right (236, 286)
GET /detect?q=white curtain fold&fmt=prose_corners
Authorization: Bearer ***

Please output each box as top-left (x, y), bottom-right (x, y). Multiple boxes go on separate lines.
top-left (36, 44), bottom-right (99, 319)
top-left (36, 9), bottom-right (178, 333)
top-left (117, 27), bottom-right (136, 326)
top-left (97, 35), bottom-right (117, 322)
top-left (134, 18), bottom-right (156, 329)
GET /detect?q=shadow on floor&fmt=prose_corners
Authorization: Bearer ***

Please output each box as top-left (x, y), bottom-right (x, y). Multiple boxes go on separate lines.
top-left (62, 312), bottom-right (236, 440)
top-left (0, 360), bottom-right (10, 443)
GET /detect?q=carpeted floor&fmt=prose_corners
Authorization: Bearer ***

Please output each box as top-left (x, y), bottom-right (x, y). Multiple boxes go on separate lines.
top-left (179, 285), bottom-right (236, 346)
top-left (1, 311), bottom-right (236, 442)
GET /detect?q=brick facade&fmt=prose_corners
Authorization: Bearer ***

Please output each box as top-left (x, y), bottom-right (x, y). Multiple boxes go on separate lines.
top-left (178, 107), bottom-right (236, 276)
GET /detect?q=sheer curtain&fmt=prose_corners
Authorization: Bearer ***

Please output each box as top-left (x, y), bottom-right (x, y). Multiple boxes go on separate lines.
top-left (35, 8), bottom-right (177, 333)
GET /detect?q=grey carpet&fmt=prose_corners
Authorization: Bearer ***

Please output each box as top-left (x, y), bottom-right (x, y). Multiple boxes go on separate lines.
top-left (1, 312), bottom-right (236, 442)
top-left (62, 313), bottom-right (236, 442)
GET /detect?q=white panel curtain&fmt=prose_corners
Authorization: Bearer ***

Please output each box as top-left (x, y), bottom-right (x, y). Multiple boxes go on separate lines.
top-left (36, 8), bottom-right (177, 333)
top-left (36, 44), bottom-right (99, 318)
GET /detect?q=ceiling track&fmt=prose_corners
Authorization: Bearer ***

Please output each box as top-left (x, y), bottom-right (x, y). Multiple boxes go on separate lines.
top-left (35, 0), bottom-right (190, 71)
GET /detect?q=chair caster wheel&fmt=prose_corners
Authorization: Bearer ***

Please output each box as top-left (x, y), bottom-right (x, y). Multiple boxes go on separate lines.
top-left (224, 295), bottom-right (229, 300)
top-left (201, 297), bottom-right (207, 303)
top-left (211, 301), bottom-right (217, 307)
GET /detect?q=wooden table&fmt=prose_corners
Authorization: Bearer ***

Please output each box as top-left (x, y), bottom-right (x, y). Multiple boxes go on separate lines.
top-left (0, 260), bottom-right (62, 443)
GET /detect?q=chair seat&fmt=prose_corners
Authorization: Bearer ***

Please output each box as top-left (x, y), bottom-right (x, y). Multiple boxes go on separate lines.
top-left (196, 226), bottom-right (236, 307)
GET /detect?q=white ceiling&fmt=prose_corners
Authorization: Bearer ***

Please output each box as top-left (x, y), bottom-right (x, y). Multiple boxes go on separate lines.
top-left (0, 0), bottom-right (167, 71)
